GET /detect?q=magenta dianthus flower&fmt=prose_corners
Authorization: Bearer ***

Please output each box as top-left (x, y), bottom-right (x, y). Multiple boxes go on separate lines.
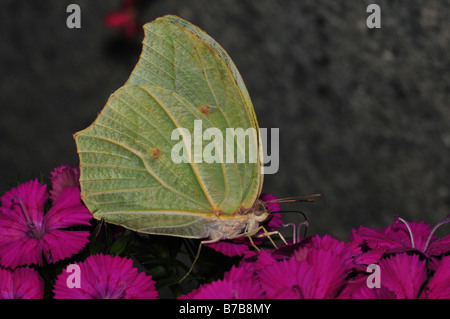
top-left (341, 253), bottom-right (429, 299)
top-left (257, 235), bottom-right (353, 299)
top-left (53, 254), bottom-right (158, 299)
top-left (179, 265), bottom-right (264, 299)
top-left (0, 266), bottom-right (44, 299)
top-left (0, 165), bottom-right (92, 268)
top-left (49, 164), bottom-right (80, 201)
top-left (350, 217), bottom-right (450, 265)
top-left (379, 253), bottom-right (428, 299)
top-left (338, 274), bottom-right (397, 299)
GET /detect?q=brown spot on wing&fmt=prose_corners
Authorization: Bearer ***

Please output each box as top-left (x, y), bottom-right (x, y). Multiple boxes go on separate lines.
top-left (199, 104), bottom-right (211, 115)
top-left (150, 147), bottom-right (162, 158)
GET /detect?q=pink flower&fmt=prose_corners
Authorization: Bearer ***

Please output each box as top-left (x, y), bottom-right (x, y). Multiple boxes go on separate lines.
top-left (104, 0), bottom-right (142, 39)
top-left (295, 234), bottom-right (353, 260)
top-left (257, 235), bottom-right (353, 299)
top-left (350, 217), bottom-right (450, 265)
top-left (350, 286), bottom-right (397, 299)
top-left (206, 193), bottom-right (284, 257)
top-left (49, 164), bottom-right (80, 201)
top-left (256, 257), bottom-right (309, 299)
top-left (0, 266), bottom-right (44, 299)
top-left (0, 167), bottom-right (92, 268)
top-left (379, 253), bottom-right (428, 299)
top-left (180, 265), bottom-right (264, 299)
top-left (53, 254), bottom-right (158, 299)
top-left (270, 234), bottom-right (354, 269)
top-left (340, 253), bottom-right (428, 299)
top-left (204, 240), bottom-right (251, 257)
top-left (338, 275), bottom-right (397, 299)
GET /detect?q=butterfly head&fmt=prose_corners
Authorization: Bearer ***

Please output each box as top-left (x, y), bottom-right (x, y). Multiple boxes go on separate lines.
top-left (241, 199), bottom-right (270, 235)
top-left (250, 199), bottom-right (270, 223)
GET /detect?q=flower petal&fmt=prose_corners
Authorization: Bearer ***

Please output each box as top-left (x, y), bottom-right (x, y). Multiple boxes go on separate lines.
top-left (0, 208), bottom-right (43, 268)
top-left (257, 257), bottom-right (311, 299)
top-left (302, 246), bottom-right (351, 298)
top-left (0, 237), bottom-right (43, 269)
top-left (420, 256), bottom-right (450, 299)
top-left (41, 230), bottom-right (90, 263)
top-left (53, 254), bottom-right (158, 299)
top-left (379, 253), bottom-right (427, 299)
top-left (338, 275), bottom-right (397, 299)
top-left (350, 220), bottom-right (446, 257)
top-left (1, 179), bottom-right (47, 225)
top-left (180, 277), bottom-right (264, 299)
top-left (205, 240), bottom-right (251, 257)
top-left (425, 234), bottom-right (450, 257)
top-left (44, 187), bottom-right (92, 231)
top-left (0, 266), bottom-right (44, 299)
top-left (353, 248), bottom-right (387, 266)
top-left (49, 165), bottom-right (80, 201)
top-left (181, 264), bottom-right (263, 299)
top-left (350, 225), bottom-right (400, 250)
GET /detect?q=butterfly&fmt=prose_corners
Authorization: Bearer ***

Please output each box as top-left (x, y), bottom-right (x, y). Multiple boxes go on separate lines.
top-left (74, 15), bottom-right (320, 280)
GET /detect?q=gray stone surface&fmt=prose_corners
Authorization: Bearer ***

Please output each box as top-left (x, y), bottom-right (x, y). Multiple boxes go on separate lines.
top-left (0, 0), bottom-right (449, 239)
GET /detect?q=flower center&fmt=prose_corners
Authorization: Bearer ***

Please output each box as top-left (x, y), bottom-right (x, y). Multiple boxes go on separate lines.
top-left (423, 214), bottom-right (450, 252)
top-left (395, 216), bottom-right (415, 249)
top-left (291, 284), bottom-right (304, 298)
top-left (109, 281), bottom-right (127, 299)
top-left (10, 196), bottom-right (44, 239)
top-left (395, 215), bottom-right (450, 253)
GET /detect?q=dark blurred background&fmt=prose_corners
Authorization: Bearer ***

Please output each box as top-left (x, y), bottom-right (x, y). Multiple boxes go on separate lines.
top-left (0, 0), bottom-right (449, 240)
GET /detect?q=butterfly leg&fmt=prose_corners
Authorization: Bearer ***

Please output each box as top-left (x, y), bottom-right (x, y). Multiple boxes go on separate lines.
top-left (254, 226), bottom-right (288, 247)
top-left (244, 232), bottom-right (261, 252)
top-left (230, 226), bottom-right (283, 250)
top-left (179, 238), bottom-right (219, 283)
top-left (266, 231), bottom-right (288, 245)
top-left (226, 231), bottom-right (261, 252)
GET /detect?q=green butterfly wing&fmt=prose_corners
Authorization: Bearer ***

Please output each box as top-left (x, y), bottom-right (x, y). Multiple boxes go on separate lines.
top-left (74, 15), bottom-right (263, 238)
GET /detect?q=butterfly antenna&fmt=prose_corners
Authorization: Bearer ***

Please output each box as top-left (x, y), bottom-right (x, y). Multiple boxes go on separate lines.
top-left (264, 193), bottom-right (323, 204)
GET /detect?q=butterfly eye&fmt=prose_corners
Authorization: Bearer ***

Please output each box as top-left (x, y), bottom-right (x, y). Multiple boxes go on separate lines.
top-left (253, 203), bottom-right (266, 216)
top-left (253, 209), bottom-right (262, 216)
